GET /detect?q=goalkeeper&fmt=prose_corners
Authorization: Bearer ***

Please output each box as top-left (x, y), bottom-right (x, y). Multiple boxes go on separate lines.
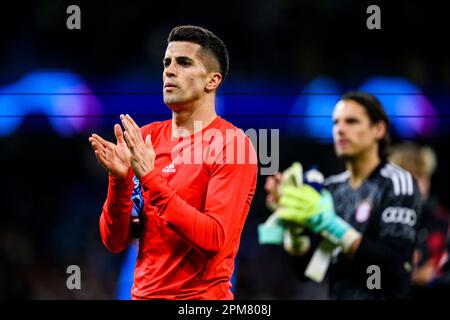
top-left (262, 92), bottom-right (422, 299)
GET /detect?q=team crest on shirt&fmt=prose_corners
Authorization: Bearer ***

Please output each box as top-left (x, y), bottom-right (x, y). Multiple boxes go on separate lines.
top-left (355, 201), bottom-right (371, 223)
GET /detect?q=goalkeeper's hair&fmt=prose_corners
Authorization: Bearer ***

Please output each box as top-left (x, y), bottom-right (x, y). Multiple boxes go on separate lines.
top-left (340, 91), bottom-right (391, 160)
top-left (167, 25), bottom-right (229, 85)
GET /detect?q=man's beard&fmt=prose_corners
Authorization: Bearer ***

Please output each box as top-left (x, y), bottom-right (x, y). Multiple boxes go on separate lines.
top-left (164, 94), bottom-right (187, 112)
top-left (337, 153), bottom-right (354, 162)
top-left (164, 94), bottom-right (181, 105)
top-left (335, 148), bottom-right (356, 162)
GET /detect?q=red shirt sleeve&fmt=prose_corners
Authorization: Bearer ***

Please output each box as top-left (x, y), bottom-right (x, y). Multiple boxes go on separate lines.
top-left (139, 161), bottom-right (257, 256)
top-left (99, 170), bottom-right (135, 253)
top-left (99, 123), bottom-right (156, 254)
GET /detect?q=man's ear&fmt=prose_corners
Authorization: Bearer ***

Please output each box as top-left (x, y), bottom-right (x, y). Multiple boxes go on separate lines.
top-left (205, 72), bottom-right (222, 92)
top-left (375, 121), bottom-right (387, 140)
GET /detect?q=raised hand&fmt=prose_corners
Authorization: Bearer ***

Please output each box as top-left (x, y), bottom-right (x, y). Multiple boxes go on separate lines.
top-left (89, 124), bottom-right (131, 179)
top-left (264, 172), bottom-right (282, 211)
top-left (120, 114), bottom-right (155, 179)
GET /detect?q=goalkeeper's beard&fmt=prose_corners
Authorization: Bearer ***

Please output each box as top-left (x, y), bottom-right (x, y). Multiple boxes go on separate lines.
top-left (336, 147), bottom-right (371, 163)
top-left (337, 153), bottom-right (354, 162)
top-left (335, 145), bottom-right (361, 162)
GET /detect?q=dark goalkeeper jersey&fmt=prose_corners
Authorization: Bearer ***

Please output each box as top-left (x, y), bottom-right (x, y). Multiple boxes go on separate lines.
top-left (324, 161), bottom-right (423, 299)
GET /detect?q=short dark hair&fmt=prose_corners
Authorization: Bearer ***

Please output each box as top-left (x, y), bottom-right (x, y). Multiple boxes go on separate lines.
top-left (340, 91), bottom-right (391, 160)
top-left (167, 25), bottom-right (229, 83)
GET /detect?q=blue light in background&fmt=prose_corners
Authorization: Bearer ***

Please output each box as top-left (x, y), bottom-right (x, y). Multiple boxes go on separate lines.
top-left (287, 76), bottom-right (341, 140)
top-left (0, 71), bottom-right (102, 136)
top-left (286, 76), bottom-right (439, 140)
top-left (0, 72), bottom-right (442, 139)
top-left (358, 77), bottom-right (439, 138)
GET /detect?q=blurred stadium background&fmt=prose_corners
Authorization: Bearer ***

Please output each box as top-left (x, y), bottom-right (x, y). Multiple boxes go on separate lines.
top-left (1, 0), bottom-right (450, 299)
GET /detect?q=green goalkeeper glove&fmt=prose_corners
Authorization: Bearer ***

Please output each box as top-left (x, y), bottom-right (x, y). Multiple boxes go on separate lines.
top-left (258, 162), bottom-right (303, 245)
top-left (278, 185), bottom-right (361, 253)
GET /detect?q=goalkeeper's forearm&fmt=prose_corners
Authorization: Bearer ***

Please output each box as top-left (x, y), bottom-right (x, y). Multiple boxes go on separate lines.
top-left (317, 214), bottom-right (362, 255)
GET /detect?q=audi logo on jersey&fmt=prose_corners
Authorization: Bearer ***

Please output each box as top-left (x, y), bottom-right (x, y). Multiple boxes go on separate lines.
top-left (381, 207), bottom-right (417, 227)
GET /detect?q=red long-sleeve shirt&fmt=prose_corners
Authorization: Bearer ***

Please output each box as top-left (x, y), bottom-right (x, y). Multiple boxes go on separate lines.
top-left (99, 116), bottom-right (258, 299)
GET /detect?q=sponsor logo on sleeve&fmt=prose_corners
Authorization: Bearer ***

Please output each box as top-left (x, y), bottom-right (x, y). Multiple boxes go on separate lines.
top-left (381, 207), bottom-right (417, 227)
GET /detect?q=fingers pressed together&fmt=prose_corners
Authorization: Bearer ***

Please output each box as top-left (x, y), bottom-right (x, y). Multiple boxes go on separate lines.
top-left (121, 114), bottom-right (142, 150)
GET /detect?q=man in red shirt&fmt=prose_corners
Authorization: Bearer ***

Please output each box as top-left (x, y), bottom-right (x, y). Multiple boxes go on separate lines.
top-left (88, 25), bottom-right (258, 299)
